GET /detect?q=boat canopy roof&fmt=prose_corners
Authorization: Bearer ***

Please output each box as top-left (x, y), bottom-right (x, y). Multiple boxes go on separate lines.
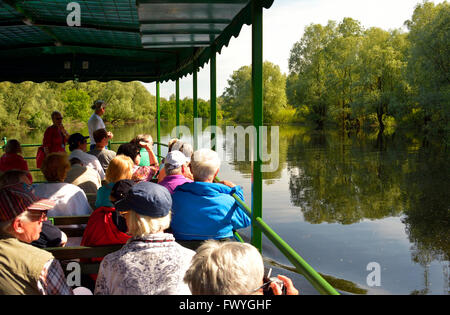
top-left (0, 0), bottom-right (273, 83)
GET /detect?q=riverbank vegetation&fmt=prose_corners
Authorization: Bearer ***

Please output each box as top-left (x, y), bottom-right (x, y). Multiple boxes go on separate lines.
top-left (223, 2), bottom-right (448, 141)
top-left (0, 1), bottom-right (447, 144)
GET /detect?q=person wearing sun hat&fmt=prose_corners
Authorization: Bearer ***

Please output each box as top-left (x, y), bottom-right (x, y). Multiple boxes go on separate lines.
top-left (157, 150), bottom-right (193, 194)
top-left (94, 181), bottom-right (195, 295)
top-left (0, 183), bottom-right (73, 295)
top-left (88, 100), bottom-right (113, 151)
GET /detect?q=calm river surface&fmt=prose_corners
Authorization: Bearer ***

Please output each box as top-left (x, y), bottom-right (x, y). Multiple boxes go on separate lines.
top-left (4, 121), bottom-right (449, 295)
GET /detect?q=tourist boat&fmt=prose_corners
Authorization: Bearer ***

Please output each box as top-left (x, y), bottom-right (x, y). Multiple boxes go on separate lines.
top-left (0, 0), bottom-right (339, 295)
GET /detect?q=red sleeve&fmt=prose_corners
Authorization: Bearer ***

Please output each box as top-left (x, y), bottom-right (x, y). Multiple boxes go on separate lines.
top-left (42, 126), bottom-right (54, 148)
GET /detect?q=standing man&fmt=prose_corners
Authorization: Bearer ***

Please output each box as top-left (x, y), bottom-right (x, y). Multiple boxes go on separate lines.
top-left (88, 100), bottom-right (113, 151)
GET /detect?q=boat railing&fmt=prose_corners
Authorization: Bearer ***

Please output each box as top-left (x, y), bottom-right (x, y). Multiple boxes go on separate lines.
top-left (0, 137), bottom-right (168, 174)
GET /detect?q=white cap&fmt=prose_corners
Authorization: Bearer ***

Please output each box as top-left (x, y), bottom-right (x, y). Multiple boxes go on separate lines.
top-left (165, 150), bottom-right (189, 170)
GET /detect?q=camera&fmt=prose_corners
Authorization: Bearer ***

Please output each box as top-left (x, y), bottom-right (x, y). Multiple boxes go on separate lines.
top-left (262, 268), bottom-right (287, 295)
top-left (263, 277), bottom-right (287, 295)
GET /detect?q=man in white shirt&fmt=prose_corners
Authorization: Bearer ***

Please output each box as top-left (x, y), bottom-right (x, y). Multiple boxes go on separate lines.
top-left (88, 100), bottom-right (113, 150)
top-left (68, 133), bottom-right (105, 180)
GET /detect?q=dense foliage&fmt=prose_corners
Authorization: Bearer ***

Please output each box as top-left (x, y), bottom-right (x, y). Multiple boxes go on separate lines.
top-left (0, 80), bottom-right (156, 129)
top-left (0, 1), bottom-right (447, 143)
top-left (284, 1), bottom-right (449, 139)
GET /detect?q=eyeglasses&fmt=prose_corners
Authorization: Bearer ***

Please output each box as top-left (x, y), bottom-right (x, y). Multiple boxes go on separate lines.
top-left (28, 210), bottom-right (48, 222)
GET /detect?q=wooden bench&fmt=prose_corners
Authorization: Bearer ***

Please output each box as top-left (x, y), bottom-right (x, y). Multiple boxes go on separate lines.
top-left (49, 215), bottom-right (91, 237)
top-left (46, 215), bottom-right (122, 276)
top-left (46, 244), bottom-right (123, 275)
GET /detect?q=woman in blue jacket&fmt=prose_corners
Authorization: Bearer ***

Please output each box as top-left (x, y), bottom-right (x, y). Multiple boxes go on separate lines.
top-left (171, 149), bottom-right (251, 241)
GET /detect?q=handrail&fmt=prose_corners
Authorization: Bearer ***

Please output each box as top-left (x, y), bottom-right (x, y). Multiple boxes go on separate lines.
top-left (0, 137), bottom-right (169, 150)
top-left (0, 137), bottom-right (168, 174)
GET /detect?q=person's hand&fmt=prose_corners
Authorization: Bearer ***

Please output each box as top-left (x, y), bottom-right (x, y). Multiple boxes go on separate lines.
top-left (59, 124), bottom-right (69, 137)
top-left (60, 231), bottom-right (68, 247)
top-left (269, 275), bottom-right (299, 295)
top-left (219, 180), bottom-right (236, 188)
top-left (139, 141), bottom-right (153, 151)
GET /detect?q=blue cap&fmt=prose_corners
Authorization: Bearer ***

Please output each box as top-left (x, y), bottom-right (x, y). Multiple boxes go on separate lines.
top-left (115, 181), bottom-right (172, 218)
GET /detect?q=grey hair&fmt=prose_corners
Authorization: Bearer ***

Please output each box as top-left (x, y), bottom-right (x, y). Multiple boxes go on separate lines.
top-left (183, 240), bottom-right (264, 295)
top-left (190, 149), bottom-right (220, 182)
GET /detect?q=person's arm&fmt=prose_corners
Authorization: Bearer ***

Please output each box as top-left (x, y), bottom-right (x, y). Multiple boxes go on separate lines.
top-left (139, 141), bottom-right (159, 167)
top-left (37, 259), bottom-right (73, 295)
top-left (58, 124), bottom-right (70, 142)
top-left (228, 185), bottom-right (251, 229)
top-left (42, 127), bottom-right (53, 155)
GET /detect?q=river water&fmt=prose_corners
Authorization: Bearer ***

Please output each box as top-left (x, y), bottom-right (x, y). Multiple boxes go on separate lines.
top-left (3, 121), bottom-right (449, 295)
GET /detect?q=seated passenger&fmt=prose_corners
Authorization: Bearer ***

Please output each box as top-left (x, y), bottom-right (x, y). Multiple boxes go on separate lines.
top-left (88, 128), bottom-right (116, 173)
top-left (130, 134), bottom-right (153, 167)
top-left (94, 181), bottom-right (195, 295)
top-left (82, 179), bottom-right (133, 248)
top-left (0, 183), bottom-right (73, 295)
top-left (68, 133), bottom-right (105, 181)
top-left (64, 158), bottom-right (102, 195)
top-left (116, 142), bottom-right (158, 183)
top-left (158, 150), bottom-right (193, 194)
top-left (184, 240), bottom-right (299, 295)
top-left (33, 153), bottom-right (92, 217)
top-left (0, 170), bottom-right (67, 249)
top-left (157, 140), bottom-right (193, 183)
top-left (0, 139), bottom-right (32, 183)
top-left (171, 148), bottom-right (250, 241)
top-left (95, 155), bottom-right (134, 209)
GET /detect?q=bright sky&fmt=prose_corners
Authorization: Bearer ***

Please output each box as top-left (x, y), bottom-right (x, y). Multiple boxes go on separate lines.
top-left (141, 0), bottom-right (444, 100)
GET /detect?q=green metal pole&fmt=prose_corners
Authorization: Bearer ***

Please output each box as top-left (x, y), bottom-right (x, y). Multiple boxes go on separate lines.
top-left (210, 48), bottom-right (217, 151)
top-left (193, 64), bottom-right (198, 120)
top-left (193, 64), bottom-right (199, 150)
top-left (156, 81), bottom-right (161, 163)
top-left (251, 0), bottom-right (263, 252)
top-left (176, 78), bottom-right (180, 138)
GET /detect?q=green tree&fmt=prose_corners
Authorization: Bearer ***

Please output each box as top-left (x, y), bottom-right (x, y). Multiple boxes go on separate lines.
top-left (405, 1), bottom-right (450, 138)
top-left (221, 61), bottom-right (287, 123)
top-left (353, 27), bottom-right (409, 131)
top-left (63, 88), bottom-right (92, 122)
top-left (288, 22), bottom-right (337, 128)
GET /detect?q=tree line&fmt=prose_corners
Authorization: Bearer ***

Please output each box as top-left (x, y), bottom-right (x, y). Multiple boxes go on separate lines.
top-left (222, 1), bottom-right (449, 141)
top-left (0, 79), bottom-right (216, 131)
top-left (0, 1), bottom-right (447, 142)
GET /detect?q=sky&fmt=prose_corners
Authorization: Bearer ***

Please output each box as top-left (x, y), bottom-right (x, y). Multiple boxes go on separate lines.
top-left (141, 0), bottom-right (444, 100)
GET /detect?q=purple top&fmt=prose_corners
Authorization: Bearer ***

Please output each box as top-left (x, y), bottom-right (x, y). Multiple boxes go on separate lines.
top-left (158, 174), bottom-right (193, 194)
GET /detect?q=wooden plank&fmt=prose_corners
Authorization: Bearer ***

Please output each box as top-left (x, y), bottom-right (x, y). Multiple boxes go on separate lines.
top-left (50, 215), bottom-right (90, 225)
top-left (46, 245), bottom-right (123, 260)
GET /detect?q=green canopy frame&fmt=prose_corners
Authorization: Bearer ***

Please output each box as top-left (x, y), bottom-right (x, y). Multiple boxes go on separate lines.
top-left (0, 0), bottom-right (339, 295)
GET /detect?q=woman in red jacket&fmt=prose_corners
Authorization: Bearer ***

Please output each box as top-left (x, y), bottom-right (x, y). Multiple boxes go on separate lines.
top-left (0, 139), bottom-right (33, 183)
top-left (37, 111), bottom-right (70, 168)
